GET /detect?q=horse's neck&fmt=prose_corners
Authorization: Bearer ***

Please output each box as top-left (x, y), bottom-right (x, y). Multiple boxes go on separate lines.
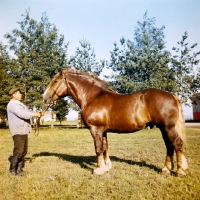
top-left (67, 73), bottom-right (101, 108)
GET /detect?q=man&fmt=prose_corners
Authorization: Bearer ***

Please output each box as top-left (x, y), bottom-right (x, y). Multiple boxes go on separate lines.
top-left (7, 88), bottom-right (42, 175)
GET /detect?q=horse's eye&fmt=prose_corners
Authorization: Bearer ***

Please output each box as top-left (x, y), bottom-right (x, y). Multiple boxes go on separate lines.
top-left (54, 80), bottom-right (58, 84)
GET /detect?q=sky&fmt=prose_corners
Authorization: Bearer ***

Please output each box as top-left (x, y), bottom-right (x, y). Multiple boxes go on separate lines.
top-left (0, 0), bottom-right (200, 119)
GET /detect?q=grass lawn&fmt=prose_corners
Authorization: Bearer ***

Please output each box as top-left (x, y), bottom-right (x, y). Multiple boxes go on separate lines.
top-left (0, 123), bottom-right (200, 200)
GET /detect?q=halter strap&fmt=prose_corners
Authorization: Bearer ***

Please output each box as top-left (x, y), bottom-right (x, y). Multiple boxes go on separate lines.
top-left (47, 72), bottom-right (68, 104)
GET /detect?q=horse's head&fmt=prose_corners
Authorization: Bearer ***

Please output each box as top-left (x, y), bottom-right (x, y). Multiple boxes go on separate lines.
top-left (43, 69), bottom-right (68, 104)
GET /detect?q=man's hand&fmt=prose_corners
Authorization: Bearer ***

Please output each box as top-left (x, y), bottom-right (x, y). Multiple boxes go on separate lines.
top-left (41, 111), bottom-right (46, 116)
top-left (34, 112), bottom-right (43, 118)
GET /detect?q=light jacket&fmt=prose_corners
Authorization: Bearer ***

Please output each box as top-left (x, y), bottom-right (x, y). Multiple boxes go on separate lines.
top-left (7, 99), bottom-right (35, 136)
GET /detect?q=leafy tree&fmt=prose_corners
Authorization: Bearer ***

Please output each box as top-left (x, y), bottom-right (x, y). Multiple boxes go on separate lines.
top-left (68, 38), bottom-right (105, 111)
top-left (171, 31), bottom-right (200, 104)
top-left (192, 69), bottom-right (200, 95)
top-left (4, 9), bottom-right (68, 109)
top-left (106, 12), bottom-right (175, 94)
top-left (190, 70), bottom-right (200, 105)
top-left (68, 38), bottom-right (104, 76)
top-left (54, 98), bottom-right (69, 125)
top-left (0, 42), bottom-right (15, 121)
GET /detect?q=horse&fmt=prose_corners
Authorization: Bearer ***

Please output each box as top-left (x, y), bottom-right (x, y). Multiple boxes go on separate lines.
top-left (43, 68), bottom-right (188, 176)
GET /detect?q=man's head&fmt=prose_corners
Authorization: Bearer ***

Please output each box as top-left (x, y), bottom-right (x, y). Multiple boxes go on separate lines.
top-left (9, 88), bottom-right (22, 100)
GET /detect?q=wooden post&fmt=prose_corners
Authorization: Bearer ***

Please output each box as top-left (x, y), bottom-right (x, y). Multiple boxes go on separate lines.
top-left (51, 110), bottom-right (54, 129)
top-left (77, 111), bottom-right (84, 128)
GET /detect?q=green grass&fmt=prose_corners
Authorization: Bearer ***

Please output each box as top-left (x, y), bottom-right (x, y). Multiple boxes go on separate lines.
top-left (0, 125), bottom-right (200, 200)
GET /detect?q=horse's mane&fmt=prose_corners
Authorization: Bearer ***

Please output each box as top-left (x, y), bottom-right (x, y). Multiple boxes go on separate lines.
top-left (64, 68), bottom-right (116, 93)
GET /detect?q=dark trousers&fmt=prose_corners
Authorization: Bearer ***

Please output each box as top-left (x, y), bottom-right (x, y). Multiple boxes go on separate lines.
top-left (12, 134), bottom-right (28, 158)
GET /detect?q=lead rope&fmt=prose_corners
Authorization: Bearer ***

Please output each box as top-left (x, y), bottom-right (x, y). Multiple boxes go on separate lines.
top-left (34, 115), bottom-right (41, 136)
top-left (33, 103), bottom-right (52, 136)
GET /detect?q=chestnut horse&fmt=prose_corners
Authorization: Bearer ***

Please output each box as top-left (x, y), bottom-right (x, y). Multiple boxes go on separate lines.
top-left (43, 69), bottom-right (188, 176)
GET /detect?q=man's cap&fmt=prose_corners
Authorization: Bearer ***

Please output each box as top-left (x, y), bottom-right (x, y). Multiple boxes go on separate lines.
top-left (9, 88), bottom-right (20, 96)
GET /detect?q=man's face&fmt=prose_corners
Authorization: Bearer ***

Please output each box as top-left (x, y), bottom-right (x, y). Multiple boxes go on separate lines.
top-left (12, 91), bottom-right (22, 101)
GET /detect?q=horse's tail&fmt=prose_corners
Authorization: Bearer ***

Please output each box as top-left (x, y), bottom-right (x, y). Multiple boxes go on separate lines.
top-left (173, 95), bottom-right (186, 143)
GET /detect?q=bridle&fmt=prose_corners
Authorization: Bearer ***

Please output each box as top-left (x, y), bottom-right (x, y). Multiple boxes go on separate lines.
top-left (47, 72), bottom-right (68, 105)
top-left (34, 72), bottom-right (68, 136)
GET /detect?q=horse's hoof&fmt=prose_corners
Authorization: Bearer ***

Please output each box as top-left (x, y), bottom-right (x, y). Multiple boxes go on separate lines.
top-left (161, 169), bottom-right (171, 175)
top-left (181, 155), bottom-right (188, 171)
top-left (176, 168), bottom-right (187, 177)
top-left (105, 163), bottom-right (112, 172)
top-left (161, 166), bottom-right (171, 175)
top-left (93, 168), bottom-right (106, 175)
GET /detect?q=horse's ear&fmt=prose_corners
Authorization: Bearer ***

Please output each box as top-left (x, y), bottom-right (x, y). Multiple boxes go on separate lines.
top-left (58, 68), bottom-right (63, 75)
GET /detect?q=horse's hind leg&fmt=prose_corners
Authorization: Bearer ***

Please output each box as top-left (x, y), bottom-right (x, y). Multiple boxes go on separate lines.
top-left (162, 126), bottom-right (188, 176)
top-left (174, 136), bottom-right (188, 176)
top-left (160, 127), bottom-right (175, 175)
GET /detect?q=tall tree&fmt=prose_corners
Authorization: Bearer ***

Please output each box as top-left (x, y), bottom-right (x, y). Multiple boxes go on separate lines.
top-left (68, 38), bottom-right (104, 111)
top-left (106, 12), bottom-right (175, 94)
top-left (191, 69), bottom-right (200, 105)
top-left (0, 42), bottom-right (15, 121)
top-left (4, 9), bottom-right (68, 109)
top-left (171, 31), bottom-right (200, 104)
top-left (68, 38), bottom-right (104, 76)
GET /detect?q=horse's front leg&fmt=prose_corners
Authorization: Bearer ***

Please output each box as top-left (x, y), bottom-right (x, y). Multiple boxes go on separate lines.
top-left (103, 132), bottom-right (112, 172)
top-left (90, 127), bottom-right (111, 175)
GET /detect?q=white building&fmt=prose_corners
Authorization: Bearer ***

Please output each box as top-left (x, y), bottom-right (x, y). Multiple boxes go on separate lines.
top-left (42, 111), bottom-right (56, 122)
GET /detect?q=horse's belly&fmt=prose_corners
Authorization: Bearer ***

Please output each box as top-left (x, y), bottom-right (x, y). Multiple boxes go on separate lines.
top-left (108, 118), bottom-right (146, 133)
top-left (85, 103), bottom-right (149, 133)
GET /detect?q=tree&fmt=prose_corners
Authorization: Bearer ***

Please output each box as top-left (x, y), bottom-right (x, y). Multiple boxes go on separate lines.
top-left (171, 31), bottom-right (200, 104)
top-left (191, 69), bottom-right (200, 96)
top-left (4, 9), bottom-right (68, 109)
top-left (0, 42), bottom-right (15, 121)
top-left (106, 12), bottom-right (175, 94)
top-left (54, 98), bottom-right (69, 125)
top-left (68, 38), bottom-right (104, 76)
top-left (68, 38), bottom-right (105, 111)
top-left (190, 69), bottom-right (200, 105)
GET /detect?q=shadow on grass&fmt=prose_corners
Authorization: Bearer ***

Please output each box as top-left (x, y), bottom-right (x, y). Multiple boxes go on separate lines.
top-left (32, 152), bottom-right (161, 174)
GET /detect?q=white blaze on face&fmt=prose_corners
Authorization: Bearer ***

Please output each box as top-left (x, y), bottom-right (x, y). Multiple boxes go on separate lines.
top-left (43, 87), bottom-right (50, 99)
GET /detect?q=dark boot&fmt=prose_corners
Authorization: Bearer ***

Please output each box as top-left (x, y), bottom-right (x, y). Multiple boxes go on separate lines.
top-left (9, 156), bottom-right (19, 175)
top-left (17, 157), bottom-right (25, 174)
